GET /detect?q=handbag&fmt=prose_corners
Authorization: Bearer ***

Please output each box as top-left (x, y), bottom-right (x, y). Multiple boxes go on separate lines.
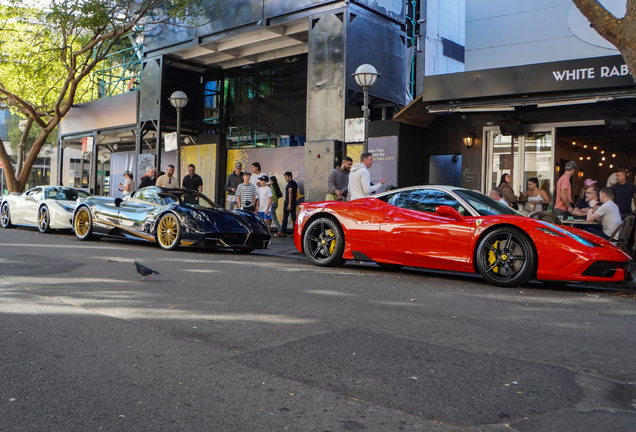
top-left (523, 202), bottom-right (535, 213)
top-left (242, 201), bottom-right (255, 212)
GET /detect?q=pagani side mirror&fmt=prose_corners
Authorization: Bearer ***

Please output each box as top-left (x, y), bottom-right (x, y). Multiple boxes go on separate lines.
top-left (114, 198), bottom-right (123, 208)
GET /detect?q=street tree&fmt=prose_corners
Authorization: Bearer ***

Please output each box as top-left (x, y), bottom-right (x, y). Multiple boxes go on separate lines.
top-left (571, 0), bottom-right (636, 83)
top-left (0, 0), bottom-right (226, 193)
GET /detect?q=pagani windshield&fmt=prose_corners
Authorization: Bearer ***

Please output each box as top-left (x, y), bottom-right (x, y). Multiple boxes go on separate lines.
top-left (159, 190), bottom-right (219, 209)
top-left (454, 190), bottom-right (521, 216)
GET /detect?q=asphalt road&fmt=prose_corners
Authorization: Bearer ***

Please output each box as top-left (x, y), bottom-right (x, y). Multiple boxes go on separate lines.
top-left (1, 227), bottom-right (635, 431)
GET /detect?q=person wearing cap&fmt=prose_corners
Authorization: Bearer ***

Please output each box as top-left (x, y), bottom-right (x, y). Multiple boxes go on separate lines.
top-left (118, 171), bottom-right (133, 197)
top-left (257, 174), bottom-right (273, 230)
top-left (236, 171), bottom-right (257, 212)
top-left (611, 168), bottom-right (636, 219)
top-left (224, 162), bottom-right (244, 210)
top-left (554, 161), bottom-right (577, 217)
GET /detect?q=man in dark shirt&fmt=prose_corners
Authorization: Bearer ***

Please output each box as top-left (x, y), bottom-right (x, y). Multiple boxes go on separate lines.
top-left (224, 162), bottom-right (244, 210)
top-left (139, 166), bottom-right (157, 189)
top-left (182, 164), bottom-right (203, 193)
top-left (611, 169), bottom-right (636, 219)
top-left (276, 171), bottom-right (298, 237)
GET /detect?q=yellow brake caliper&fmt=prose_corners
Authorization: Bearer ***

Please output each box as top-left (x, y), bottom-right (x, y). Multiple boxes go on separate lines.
top-left (487, 240), bottom-right (500, 273)
top-left (326, 229), bottom-right (336, 255)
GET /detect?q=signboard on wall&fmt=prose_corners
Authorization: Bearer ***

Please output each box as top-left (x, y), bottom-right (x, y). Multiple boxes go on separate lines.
top-left (81, 137), bottom-right (94, 153)
top-left (165, 132), bottom-right (178, 152)
top-left (345, 118), bottom-right (365, 143)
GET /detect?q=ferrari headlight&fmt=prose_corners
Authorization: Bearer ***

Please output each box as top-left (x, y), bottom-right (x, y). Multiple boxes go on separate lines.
top-left (54, 202), bottom-right (75, 212)
top-left (535, 227), bottom-right (564, 237)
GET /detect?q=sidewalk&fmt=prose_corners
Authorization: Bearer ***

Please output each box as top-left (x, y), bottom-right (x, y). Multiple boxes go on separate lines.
top-left (258, 233), bottom-right (300, 257)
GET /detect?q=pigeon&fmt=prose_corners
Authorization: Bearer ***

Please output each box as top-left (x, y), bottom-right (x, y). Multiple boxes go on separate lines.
top-left (134, 261), bottom-right (159, 281)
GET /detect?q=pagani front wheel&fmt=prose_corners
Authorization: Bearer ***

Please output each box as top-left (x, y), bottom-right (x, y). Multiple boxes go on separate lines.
top-left (1, 202), bottom-right (12, 228)
top-left (38, 206), bottom-right (51, 233)
top-left (303, 217), bottom-right (346, 267)
top-left (476, 227), bottom-right (536, 288)
top-left (156, 213), bottom-right (181, 250)
top-left (74, 206), bottom-right (95, 240)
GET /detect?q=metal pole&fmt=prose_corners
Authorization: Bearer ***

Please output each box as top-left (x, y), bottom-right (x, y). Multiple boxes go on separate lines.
top-left (175, 107), bottom-right (181, 188)
top-left (363, 86), bottom-right (369, 154)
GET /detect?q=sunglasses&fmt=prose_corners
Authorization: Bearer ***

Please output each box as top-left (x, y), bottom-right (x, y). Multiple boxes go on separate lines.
top-left (169, 178), bottom-right (171, 184)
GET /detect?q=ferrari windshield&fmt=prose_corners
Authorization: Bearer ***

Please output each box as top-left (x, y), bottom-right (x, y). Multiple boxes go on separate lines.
top-left (46, 187), bottom-right (91, 201)
top-left (161, 190), bottom-right (218, 209)
top-left (454, 189), bottom-right (521, 216)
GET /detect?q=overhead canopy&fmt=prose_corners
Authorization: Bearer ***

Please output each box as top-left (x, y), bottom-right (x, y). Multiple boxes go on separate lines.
top-left (392, 94), bottom-right (437, 128)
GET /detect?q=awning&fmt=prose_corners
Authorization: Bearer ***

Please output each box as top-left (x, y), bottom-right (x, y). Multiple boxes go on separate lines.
top-left (392, 94), bottom-right (438, 127)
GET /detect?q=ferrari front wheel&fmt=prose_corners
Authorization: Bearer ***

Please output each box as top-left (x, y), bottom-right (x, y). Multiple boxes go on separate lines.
top-left (303, 217), bottom-right (345, 267)
top-left (157, 213), bottom-right (181, 250)
top-left (1, 202), bottom-right (12, 228)
top-left (74, 206), bottom-right (95, 240)
top-left (38, 206), bottom-right (51, 233)
top-left (476, 227), bottom-right (536, 288)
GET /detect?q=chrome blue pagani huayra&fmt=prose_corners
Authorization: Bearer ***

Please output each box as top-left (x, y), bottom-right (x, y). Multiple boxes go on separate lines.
top-left (72, 187), bottom-right (270, 252)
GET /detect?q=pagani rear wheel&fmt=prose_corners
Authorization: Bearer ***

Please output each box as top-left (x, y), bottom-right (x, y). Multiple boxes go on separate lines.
top-left (1, 202), bottom-right (12, 228)
top-left (303, 217), bottom-right (345, 267)
top-left (476, 227), bottom-right (536, 288)
top-left (156, 213), bottom-right (181, 250)
top-left (74, 206), bottom-right (95, 240)
top-left (38, 206), bottom-right (51, 233)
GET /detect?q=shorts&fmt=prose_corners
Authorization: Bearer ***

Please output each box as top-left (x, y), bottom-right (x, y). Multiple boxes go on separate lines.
top-left (258, 211), bottom-right (272, 220)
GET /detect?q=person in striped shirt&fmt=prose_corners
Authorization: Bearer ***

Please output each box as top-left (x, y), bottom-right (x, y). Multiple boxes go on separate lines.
top-left (236, 171), bottom-right (258, 212)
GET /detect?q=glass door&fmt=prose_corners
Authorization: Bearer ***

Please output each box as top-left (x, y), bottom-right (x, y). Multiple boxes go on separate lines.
top-left (486, 129), bottom-right (554, 199)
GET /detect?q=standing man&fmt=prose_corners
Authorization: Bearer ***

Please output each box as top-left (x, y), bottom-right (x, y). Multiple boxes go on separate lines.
top-left (348, 152), bottom-right (386, 201)
top-left (155, 165), bottom-right (175, 187)
top-left (587, 187), bottom-right (622, 239)
top-left (257, 174), bottom-right (273, 231)
top-left (611, 168), bottom-right (636, 219)
top-left (276, 171), bottom-right (297, 237)
top-left (139, 166), bottom-right (157, 189)
top-left (606, 165), bottom-right (628, 187)
top-left (250, 162), bottom-right (262, 189)
top-left (326, 157), bottom-right (353, 200)
top-left (224, 162), bottom-right (244, 210)
top-left (182, 164), bottom-right (203, 193)
top-left (236, 171), bottom-right (257, 212)
top-left (554, 161), bottom-right (577, 217)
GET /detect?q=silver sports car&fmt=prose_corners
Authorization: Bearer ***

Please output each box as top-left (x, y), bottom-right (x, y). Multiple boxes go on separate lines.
top-left (1, 186), bottom-right (92, 233)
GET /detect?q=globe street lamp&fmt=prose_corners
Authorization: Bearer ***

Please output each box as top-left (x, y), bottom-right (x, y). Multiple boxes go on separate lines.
top-left (16, 120), bottom-right (28, 178)
top-left (168, 91), bottom-right (189, 187)
top-left (352, 64), bottom-right (380, 153)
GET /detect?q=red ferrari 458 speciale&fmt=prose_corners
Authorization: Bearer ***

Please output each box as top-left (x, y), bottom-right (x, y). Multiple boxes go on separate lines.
top-left (294, 186), bottom-right (632, 287)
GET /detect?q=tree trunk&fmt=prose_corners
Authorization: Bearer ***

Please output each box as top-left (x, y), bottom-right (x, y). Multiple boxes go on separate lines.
top-left (572, 0), bottom-right (636, 84)
top-left (0, 137), bottom-right (20, 193)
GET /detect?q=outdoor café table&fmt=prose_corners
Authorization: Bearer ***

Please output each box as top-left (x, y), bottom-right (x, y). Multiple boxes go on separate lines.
top-left (560, 219), bottom-right (603, 231)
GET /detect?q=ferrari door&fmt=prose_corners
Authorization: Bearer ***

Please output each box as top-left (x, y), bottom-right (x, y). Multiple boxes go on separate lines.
top-left (14, 188), bottom-right (43, 226)
top-left (379, 189), bottom-right (473, 267)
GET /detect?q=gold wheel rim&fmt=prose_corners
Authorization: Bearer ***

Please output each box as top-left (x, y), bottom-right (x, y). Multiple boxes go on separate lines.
top-left (158, 215), bottom-right (178, 247)
top-left (75, 208), bottom-right (90, 237)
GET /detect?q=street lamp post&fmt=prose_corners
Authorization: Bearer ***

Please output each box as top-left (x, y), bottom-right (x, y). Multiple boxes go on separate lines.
top-left (168, 91), bottom-right (189, 187)
top-left (352, 64), bottom-right (380, 154)
top-left (16, 120), bottom-right (28, 178)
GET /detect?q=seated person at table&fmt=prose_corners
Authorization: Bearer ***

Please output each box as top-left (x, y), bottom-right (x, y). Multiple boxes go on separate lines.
top-left (520, 177), bottom-right (550, 214)
top-left (587, 187), bottom-right (622, 240)
top-left (489, 187), bottom-right (509, 206)
top-left (572, 185), bottom-right (600, 218)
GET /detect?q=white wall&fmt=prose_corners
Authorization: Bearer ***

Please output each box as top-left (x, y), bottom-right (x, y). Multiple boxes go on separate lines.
top-left (465, 0), bottom-right (624, 71)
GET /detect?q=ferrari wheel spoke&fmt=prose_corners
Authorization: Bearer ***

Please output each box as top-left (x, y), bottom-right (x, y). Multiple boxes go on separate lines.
top-left (307, 235), bottom-right (319, 243)
top-left (311, 246), bottom-right (323, 259)
top-left (485, 243), bottom-right (498, 254)
top-left (484, 261), bottom-right (500, 273)
top-left (325, 235), bottom-right (337, 243)
top-left (508, 255), bottom-right (526, 261)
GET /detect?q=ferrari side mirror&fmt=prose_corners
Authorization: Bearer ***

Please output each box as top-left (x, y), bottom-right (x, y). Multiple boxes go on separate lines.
top-left (435, 205), bottom-right (465, 222)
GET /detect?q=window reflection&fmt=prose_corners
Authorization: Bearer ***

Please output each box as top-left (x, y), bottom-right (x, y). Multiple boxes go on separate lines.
top-left (393, 190), bottom-right (465, 215)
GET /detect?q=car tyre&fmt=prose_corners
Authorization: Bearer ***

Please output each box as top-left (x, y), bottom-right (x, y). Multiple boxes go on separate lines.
top-left (38, 206), bottom-right (51, 233)
top-left (303, 217), bottom-right (346, 267)
top-left (74, 206), bottom-right (95, 240)
top-left (1, 202), bottom-right (13, 228)
top-left (476, 227), bottom-right (536, 288)
top-left (156, 213), bottom-right (181, 250)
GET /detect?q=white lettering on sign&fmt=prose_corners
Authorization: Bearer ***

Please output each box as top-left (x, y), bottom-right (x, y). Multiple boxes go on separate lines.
top-left (553, 65), bottom-right (629, 81)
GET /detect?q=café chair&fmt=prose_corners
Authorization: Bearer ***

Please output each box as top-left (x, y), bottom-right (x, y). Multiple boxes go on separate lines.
top-left (608, 215), bottom-right (635, 253)
top-left (528, 211), bottom-right (562, 225)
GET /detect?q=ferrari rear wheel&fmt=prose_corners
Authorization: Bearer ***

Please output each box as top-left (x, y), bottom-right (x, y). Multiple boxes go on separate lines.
top-left (157, 213), bottom-right (181, 250)
top-left (476, 227), bottom-right (536, 288)
top-left (1, 202), bottom-right (12, 228)
top-left (303, 217), bottom-right (346, 267)
top-left (74, 206), bottom-right (95, 241)
top-left (38, 206), bottom-right (51, 233)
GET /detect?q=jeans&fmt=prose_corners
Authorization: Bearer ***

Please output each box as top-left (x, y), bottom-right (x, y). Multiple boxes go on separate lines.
top-left (281, 203), bottom-right (297, 235)
top-left (270, 200), bottom-right (281, 231)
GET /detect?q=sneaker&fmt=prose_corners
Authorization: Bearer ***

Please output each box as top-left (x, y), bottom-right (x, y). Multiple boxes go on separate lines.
top-left (275, 233), bottom-right (286, 237)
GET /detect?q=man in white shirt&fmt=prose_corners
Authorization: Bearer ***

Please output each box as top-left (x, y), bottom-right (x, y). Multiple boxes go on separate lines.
top-left (257, 175), bottom-right (273, 231)
top-left (250, 162), bottom-right (262, 189)
top-left (489, 187), bottom-right (509, 206)
top-left (587, 187), bottom-right (622, 239)
top-left (348, 152), bottom-right (386, 201)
